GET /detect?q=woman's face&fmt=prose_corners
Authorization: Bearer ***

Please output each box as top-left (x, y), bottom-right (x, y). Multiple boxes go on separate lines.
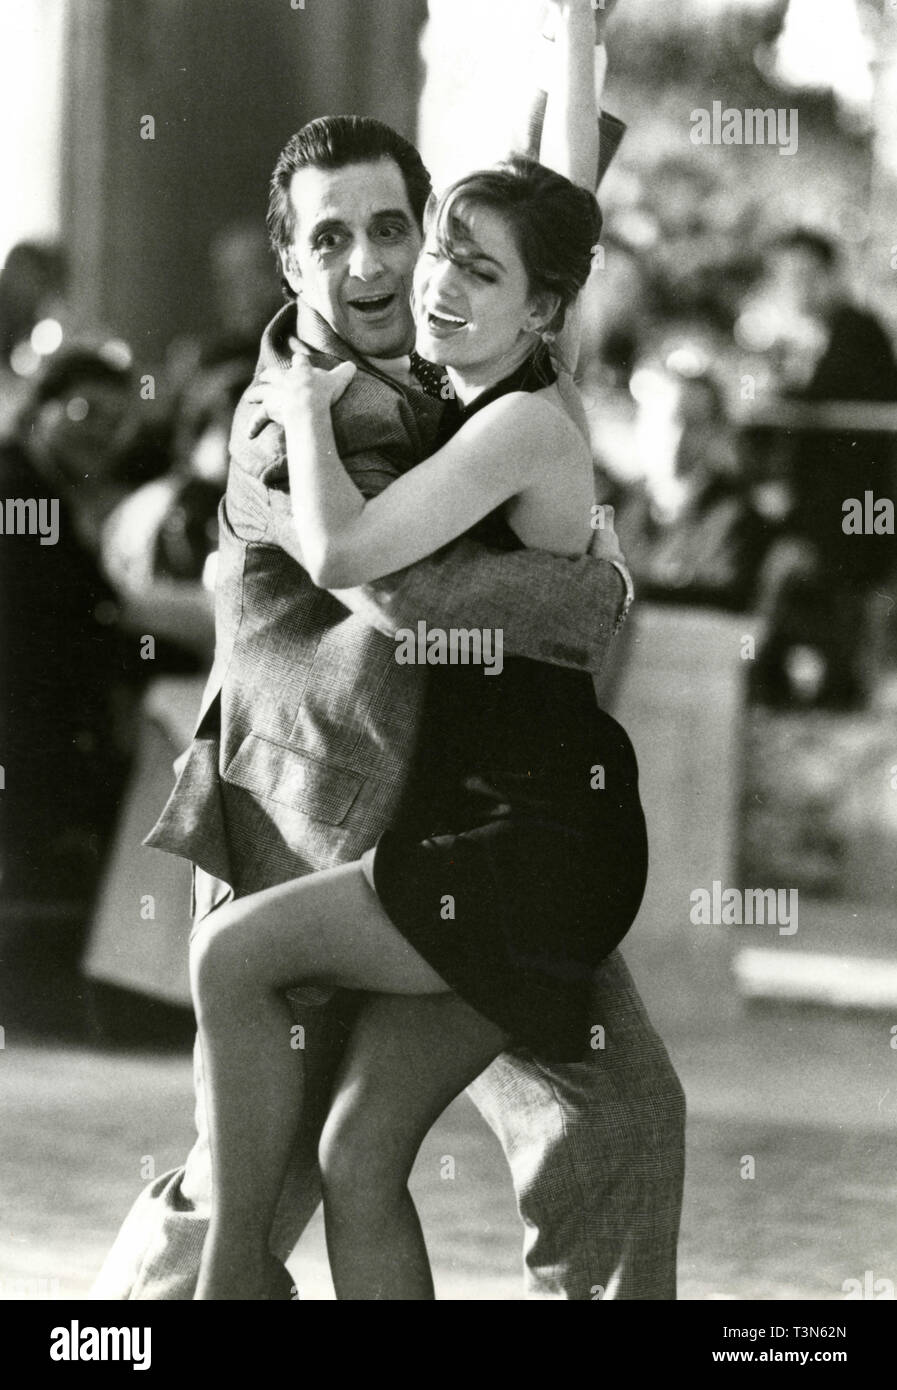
top-left (413, 202), bottom-right (548, 378)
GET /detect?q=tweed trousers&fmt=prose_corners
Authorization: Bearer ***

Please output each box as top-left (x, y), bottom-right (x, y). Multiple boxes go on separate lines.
top-left (90, 870), bottom-right (685, 1301)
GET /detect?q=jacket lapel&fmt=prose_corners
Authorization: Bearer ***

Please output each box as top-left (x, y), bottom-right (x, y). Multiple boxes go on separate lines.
top-left (294, 302), bottom-right (445, 436)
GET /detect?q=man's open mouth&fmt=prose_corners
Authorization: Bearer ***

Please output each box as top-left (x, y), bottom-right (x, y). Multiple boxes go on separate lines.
top-left (348, 292), bottom-right (397, 317)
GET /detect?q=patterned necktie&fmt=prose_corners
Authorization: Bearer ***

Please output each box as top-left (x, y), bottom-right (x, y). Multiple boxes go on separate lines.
top-left (409, 350), bottom-right (448, 400)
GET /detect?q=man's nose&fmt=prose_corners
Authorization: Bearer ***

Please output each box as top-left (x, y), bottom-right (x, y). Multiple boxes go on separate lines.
top-left (347, 236), bottom-right (386, 280)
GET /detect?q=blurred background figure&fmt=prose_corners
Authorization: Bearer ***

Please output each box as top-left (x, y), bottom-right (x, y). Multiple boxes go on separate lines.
top-left (612, 363), bottom-right (773, 613)
top-left (0, 240), bottom-right (70, 431)
top-left (163, 220), bottom-right (283, 405)
top-left (210, 222), bottom-right (284, 357)
top-left (0, 348), bottom-right (146, 953)
top-left (742, 228), bottom-right (897, 708)
top-left (100, 355), bottom-right (253, 671)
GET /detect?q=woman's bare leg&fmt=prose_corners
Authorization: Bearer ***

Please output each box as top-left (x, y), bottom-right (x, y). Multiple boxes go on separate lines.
top-left (189, 861), bottom-right (453, 1300)
top-left (318, 993), bottom-right (507, 1299)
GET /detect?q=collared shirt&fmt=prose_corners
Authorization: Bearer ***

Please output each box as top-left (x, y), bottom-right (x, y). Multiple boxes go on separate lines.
top-left (366, 353), bottom-right (414, 388)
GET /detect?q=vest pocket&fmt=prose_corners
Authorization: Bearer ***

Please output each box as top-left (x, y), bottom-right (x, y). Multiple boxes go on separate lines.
top-left (223, 732), bottom-right (364, 826)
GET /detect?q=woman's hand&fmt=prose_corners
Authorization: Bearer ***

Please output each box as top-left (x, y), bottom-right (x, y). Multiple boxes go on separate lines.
top-left (246, 345), bottom-right (357, 432)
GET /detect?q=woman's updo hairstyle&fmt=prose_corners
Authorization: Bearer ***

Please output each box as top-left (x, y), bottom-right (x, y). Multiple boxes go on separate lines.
top-left (426, 154), bottom-right (602, 336)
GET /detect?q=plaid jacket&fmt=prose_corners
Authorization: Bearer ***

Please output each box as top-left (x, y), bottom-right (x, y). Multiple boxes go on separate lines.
top-left (145, 302), bottom-right (628, 895)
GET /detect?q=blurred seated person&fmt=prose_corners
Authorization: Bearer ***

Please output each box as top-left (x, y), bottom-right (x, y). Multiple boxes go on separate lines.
top-left (614, 366), bottom-right (771, 612)
top-left (8, 346), bottom-right (149, 548)
top-left (760, 227), bottom-right (897, 402)
top-left (746, 229), bottom-right (897, 707)
top-left (0, 349), bottom-right (145, 916)
top-left (100, 357), bottom-right (253, 671)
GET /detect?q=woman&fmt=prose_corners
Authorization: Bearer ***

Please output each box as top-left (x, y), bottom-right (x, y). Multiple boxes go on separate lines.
top-left (191, 5), bottom-right (646, 1302)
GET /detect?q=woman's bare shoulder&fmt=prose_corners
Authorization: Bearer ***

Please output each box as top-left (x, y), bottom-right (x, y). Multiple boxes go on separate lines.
top-left (530, 383), bottom-right (593, 457)
top-left (466, 387), bottom-right (591, 485)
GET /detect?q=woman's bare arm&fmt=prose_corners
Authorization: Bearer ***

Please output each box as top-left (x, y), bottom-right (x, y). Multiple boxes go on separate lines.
top-left (540, 1), bottom-right (602, 192)
top-left (278, 367), bottom-right (576, 588)
top-left (539, 2), bottom-right (604, 396)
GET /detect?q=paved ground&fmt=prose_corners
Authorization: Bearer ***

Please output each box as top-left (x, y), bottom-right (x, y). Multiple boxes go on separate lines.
top-left (2, 921), bottom-right (895, 1301)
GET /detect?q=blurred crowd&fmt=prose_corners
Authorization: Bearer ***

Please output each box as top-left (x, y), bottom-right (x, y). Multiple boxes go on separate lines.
top-left (2, 153), bottom-right (897, 939)
top-left (580, 154), bottom-right (897, 708)
top-left (0, 223), bottom-right (281, 929)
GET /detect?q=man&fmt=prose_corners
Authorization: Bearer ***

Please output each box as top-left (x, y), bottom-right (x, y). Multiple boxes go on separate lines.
top-left (752, 228), bottom-right (897, 707)
top-left (93, 21), bottom-right (684, 1303)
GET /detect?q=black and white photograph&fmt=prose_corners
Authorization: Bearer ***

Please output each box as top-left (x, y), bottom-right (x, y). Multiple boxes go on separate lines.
top-left (1, 0), bottom-right (896, 1345)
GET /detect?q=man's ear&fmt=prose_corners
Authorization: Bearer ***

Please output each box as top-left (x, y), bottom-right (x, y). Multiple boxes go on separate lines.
top-left (280, 247), bottom-right (302, 297)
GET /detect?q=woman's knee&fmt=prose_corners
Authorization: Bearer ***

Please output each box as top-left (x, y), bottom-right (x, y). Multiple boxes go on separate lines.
top-left (189, 903), bottom-right (252, 1008)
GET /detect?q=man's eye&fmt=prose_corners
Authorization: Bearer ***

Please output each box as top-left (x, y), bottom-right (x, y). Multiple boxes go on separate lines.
top-left (315, 232), bottom-right (344, 252)
top-left (377, 223), bottom-right (406, 241)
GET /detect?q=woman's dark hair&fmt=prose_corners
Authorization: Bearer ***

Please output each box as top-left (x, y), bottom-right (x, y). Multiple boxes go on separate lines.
top-left (267, 115), bottom-right (433, 297)
top-left (428, 155), bottom-right (602, 335)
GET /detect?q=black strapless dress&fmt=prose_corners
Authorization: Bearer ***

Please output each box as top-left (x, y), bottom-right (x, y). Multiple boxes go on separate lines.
top-left (365, 501), bottom-right (648, 1063)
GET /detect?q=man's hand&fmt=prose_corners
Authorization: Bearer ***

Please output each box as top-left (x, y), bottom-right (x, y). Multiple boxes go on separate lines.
top-left (588, 503), bottom-right (626, 566)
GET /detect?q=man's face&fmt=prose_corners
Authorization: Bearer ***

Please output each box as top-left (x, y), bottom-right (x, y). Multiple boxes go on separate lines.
top-left (33, 377), bottom-right (134, 483)
top-left (282, 158), bottom-right (421, 358)
top-left (768, 248), bottom-right (833, 318)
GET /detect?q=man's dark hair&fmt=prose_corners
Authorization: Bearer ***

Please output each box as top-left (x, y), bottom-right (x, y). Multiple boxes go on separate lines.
top-left (267, 116), bottom-right (433, 297)
top-left (31, 347), bottom-right (131, 407)
top-left (769, 227), bottom-right (839, 270)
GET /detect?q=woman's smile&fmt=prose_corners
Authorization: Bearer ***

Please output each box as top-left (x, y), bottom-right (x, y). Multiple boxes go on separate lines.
top-left (422, 301), bottom-right (470, 338)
